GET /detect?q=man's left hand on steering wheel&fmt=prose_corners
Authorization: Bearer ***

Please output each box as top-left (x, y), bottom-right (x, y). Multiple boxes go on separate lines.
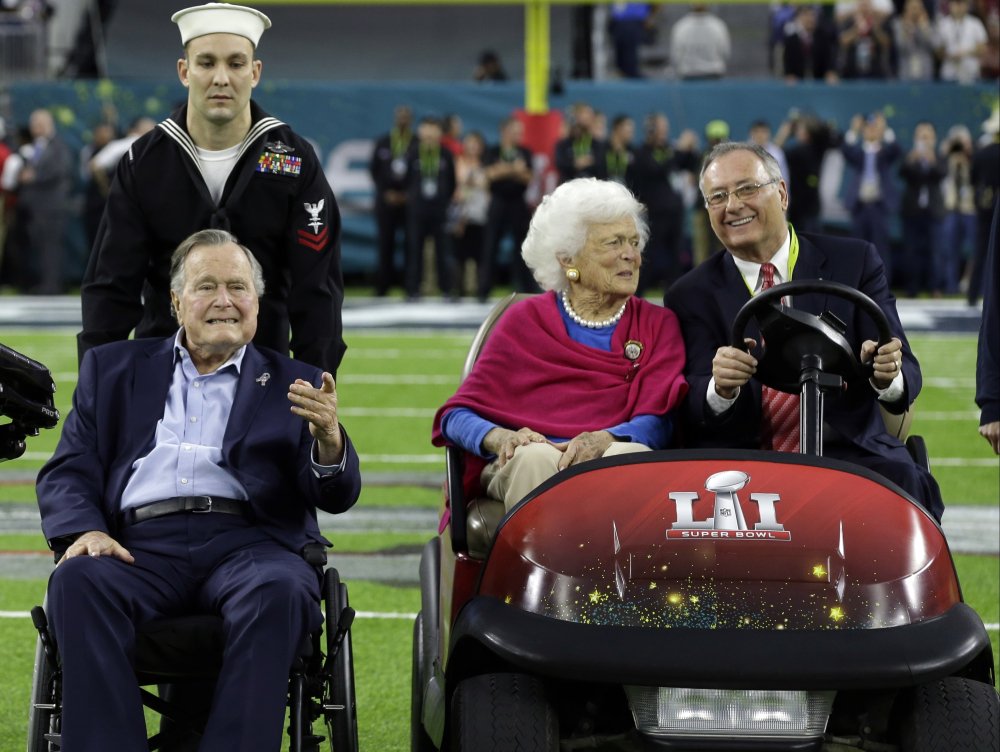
top-left (861, 337), bottom-right (903, 390)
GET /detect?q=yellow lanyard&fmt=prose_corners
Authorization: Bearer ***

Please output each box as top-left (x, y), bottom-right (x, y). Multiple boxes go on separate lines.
top-left (742, 223), bottom-right (800, 296)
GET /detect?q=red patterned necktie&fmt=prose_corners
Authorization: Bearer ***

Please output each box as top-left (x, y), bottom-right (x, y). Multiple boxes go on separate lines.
top-left (759, 263), bottom-right (801, 452)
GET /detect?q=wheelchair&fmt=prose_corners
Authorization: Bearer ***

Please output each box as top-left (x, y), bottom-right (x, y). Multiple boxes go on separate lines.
top-left (27, 552), bottom-right (359, 752)
top-left (0, 344), bottom-right (360, 752)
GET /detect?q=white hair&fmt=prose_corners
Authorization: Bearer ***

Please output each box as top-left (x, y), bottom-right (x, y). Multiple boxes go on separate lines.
top-left (521, 178), bottom-right (649, 292)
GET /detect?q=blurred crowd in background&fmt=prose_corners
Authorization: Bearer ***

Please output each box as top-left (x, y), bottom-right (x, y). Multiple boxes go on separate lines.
top-left (0, 0), bottom-right (997, 302)
top-left (2, 96), bottom-right (994, 305)
top-left (364, 100), bottom-right (999, 304)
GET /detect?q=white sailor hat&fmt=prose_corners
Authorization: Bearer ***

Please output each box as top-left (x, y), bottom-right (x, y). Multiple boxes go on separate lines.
top-left (171, 3), bottom-right (272, 47)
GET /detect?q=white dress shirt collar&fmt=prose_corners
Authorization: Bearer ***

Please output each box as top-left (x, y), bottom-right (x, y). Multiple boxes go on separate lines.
top-left (731, 231), bottom-right (792, 295)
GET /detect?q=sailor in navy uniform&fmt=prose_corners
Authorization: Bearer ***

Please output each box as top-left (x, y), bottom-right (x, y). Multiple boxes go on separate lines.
top-left (79, 2), bottom-right (346, 375)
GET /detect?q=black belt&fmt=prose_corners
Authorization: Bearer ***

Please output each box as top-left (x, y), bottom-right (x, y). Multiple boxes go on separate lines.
top-left (121, 496), bottom-right (247, 527)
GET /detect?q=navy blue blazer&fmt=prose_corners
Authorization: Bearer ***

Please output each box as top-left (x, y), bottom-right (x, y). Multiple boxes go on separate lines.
top-left (37, 337), bottom-right (361, 554)
top-left (664, 231), bottom-right (921, 459)
top-left (841, 139), bottom-right (902, 212)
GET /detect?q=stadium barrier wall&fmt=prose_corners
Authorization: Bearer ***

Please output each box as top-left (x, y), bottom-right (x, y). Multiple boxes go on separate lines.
top-left (5, 79), bottom-right (997, 276)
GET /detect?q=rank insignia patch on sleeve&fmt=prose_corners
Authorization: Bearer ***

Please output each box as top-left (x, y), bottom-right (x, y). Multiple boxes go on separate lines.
top-left (297, 199), bottom-right (328, 251)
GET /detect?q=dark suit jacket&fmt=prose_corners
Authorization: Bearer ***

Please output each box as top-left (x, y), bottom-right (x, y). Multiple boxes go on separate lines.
top-left (36, 337), bottom-right (361, 554)
top-left (782, 28), bottom-right (836, 80)
top-left (899, 156), bottom-right (946, 219)
top-left (976, 201), bottom-right (999, 425)
top-left (554, 135), bottom-right (607, 182)
top-left (404, 143), bottom-right (456, 216)
top-left (18, 134), bottom-right (72, 211)
top-left (841, 139), bottom-right (902, 212)
top-left (664, 231), bottom-right (920, 460)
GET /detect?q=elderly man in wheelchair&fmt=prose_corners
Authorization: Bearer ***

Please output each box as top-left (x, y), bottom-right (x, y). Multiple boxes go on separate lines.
top-left (29, 229), bottom-right (361, 751)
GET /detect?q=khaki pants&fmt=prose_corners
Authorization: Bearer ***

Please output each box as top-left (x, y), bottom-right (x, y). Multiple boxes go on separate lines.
top-left (481, 441), bottom-right (652, 512)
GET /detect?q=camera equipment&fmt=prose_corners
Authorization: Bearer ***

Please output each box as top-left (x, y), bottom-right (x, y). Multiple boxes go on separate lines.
top-left (0, 343), bottom-right (59, 461)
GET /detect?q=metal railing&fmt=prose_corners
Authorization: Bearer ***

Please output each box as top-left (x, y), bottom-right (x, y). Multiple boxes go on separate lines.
top-left (0, 17), bottom-right (47, 83)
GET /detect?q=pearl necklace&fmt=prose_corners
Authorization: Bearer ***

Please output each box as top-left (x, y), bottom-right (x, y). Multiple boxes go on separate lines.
top-left (561, 291), bottom-right (627, 328)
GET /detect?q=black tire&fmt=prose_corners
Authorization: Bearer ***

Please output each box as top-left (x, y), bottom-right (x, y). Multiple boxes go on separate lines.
top-left (323, 570), bottom-right (359, 752)
top-left (410, 613), bottom-right (436, 752)
top-left (899, 677), bottom-right (1000, 751)
top-left (450, 673), bottom-right (558, 752)
top-left (26, 633), bottom-right (58, 752)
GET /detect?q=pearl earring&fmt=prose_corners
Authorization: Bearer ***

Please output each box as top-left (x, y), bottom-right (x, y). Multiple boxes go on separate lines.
top-left (566, 268), bottom-right (580, 282)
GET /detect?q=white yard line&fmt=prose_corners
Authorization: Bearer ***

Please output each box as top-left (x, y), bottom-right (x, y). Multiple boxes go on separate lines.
top-left (339, 407), bottom-right (436, 418)
top-left (932, 458), bottom-right (1000, 467)
top-left (346, 349), bottom-right (467, 359)
top-left (359, 454), bottom-right (443, 464)
top-left (916, 411), bottom-right (983, 420)
top-left (924, 377), bottom-right (977, 388)
top-left (338, 374), bottom-right (455, 385)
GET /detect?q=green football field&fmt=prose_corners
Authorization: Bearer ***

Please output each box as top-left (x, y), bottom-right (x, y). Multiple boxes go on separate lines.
top-left (0, 326), bottom-right (996, 750)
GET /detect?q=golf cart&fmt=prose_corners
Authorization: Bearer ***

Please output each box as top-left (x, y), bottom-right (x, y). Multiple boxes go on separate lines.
top-left (411, 282), bottom-right (998, 751)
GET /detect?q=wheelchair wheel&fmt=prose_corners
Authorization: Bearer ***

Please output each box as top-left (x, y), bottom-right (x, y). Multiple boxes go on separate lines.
top-left (322, 569), bottom-right (359, 752)
top-left (26, 630), bottom-right (60, 752)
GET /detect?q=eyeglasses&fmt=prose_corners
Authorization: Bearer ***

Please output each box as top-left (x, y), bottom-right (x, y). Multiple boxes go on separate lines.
top-left (704, 180), bottom-right (779, 208)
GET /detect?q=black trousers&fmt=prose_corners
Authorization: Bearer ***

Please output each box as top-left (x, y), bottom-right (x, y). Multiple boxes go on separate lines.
top-left (481, 197), bottom-right (531, 298)
top-left (46, 514), bottom-right (322, 751)
top-left (638, 205), bottom-right (685, 296)
top-left (406, 206), bottom-right (454, 298)
top-left (374, 201), bottom-right (407, 295)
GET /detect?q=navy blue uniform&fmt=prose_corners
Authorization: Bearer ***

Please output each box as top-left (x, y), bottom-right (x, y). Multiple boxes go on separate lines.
top-left (79, 102), bottom-right (346, 374)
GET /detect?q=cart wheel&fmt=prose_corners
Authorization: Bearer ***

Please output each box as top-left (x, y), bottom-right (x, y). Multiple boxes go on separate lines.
top-left (899, 677), bottom-right (1000, 751)
top-left (410, 613), bottom-right (436, 752)
top-left (450, 673), bottom-right (557, 752)
top-left (322, 570), bottom-right (359, 752)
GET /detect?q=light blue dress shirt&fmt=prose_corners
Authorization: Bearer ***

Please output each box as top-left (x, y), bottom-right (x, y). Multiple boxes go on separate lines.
top-left (121, 332), bottom-right (344, 511)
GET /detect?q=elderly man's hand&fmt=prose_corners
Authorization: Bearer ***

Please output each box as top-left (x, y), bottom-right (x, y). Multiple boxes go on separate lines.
top-left (980, 421), bottom-right (1000, 455)
top-left (289, 372), bottom-right (344, 466)
top-left (861, 337), bottom-right (903, 390)
top-left (58, 531), bottom-right (134, 566)
top-left (551, 430), bottom-right (615, 470)
top-left (712, 338), bottom-right (758, 399)
top-left (483, 426), bottom-right (547, 468)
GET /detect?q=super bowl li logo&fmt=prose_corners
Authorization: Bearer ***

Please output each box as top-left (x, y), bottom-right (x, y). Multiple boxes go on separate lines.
top-left (667, 470), bottom-right (791, 541)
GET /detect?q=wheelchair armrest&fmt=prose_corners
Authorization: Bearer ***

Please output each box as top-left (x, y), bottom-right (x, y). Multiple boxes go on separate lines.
top-left (48, 535), bottom-right (76, 564)
top-left (300, 542), bottom-right (328, 567)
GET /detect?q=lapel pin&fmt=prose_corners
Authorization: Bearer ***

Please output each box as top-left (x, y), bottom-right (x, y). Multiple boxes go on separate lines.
top-left (256, 372), bottom-right (271, 386)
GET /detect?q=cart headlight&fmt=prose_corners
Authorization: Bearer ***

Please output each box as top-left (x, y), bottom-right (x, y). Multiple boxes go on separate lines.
top-left (624, 686), bottom-right (834, 739)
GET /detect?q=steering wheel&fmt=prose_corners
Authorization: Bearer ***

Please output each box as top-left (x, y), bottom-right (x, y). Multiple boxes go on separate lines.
top-left (730, 279), bottom-right (893, 395)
